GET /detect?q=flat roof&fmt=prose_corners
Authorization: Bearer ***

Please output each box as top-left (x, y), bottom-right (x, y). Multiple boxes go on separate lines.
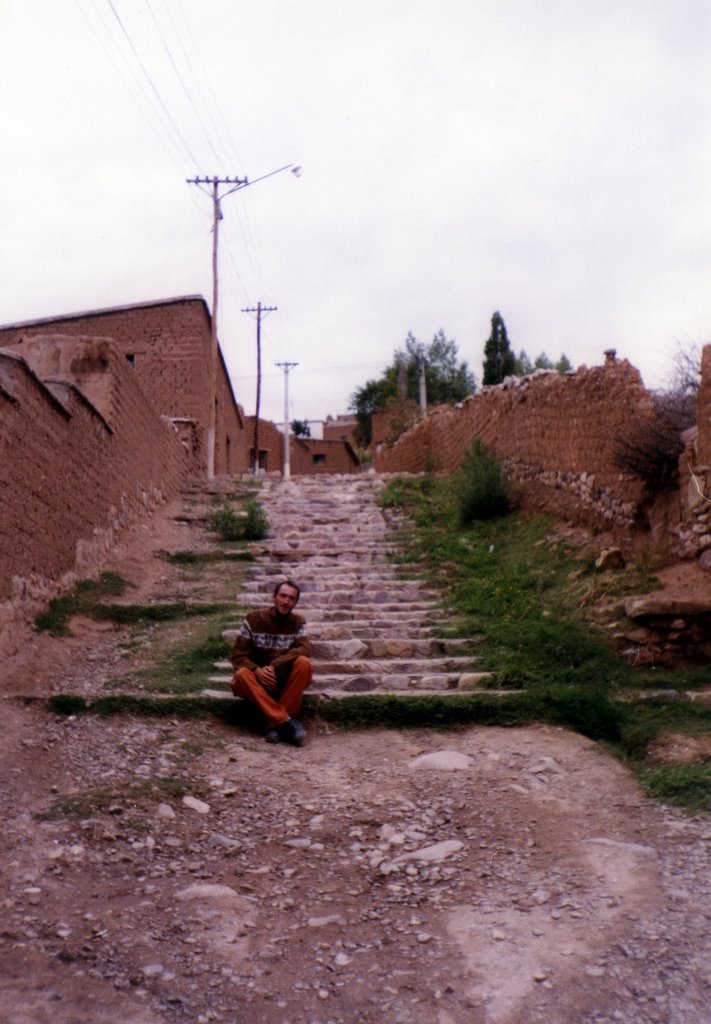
top-left (0, 295), bottom-right (209, 331)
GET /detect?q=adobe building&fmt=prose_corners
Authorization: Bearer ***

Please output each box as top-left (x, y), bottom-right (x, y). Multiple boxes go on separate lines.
top-left (290, 436), bottom-right (360, 475)
top-left (0, 295), bottom-right (249, 476)
top-left (323, 413), bottom-right (359, 448)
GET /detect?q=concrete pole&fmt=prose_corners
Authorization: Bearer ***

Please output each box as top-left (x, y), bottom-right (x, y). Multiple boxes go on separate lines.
top-left (276, 361), bottom-right (298, 479)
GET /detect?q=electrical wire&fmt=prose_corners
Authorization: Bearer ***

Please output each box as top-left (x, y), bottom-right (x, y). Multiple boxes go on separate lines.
top-left (145, 0), bottom-right (225, 169)
top-left (104, 0), bottom-right (202, 169)
top-left (76, 0), bottom-right (188, 171)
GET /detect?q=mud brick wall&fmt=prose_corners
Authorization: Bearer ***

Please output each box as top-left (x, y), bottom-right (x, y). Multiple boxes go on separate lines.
top-left (323, 415), bottom-right (358, 449)
top-left (375, 359), bottom-right (651, 531)
top-left (696, 345), bottom-right (711, 467)
top-left (290, 438), bottom-right (359, 475)
top-left (0, 297), bottom-right (248, 475)
top-left (0, 341), bottom-right (190, 656)
top-left (244, 416), bottom-right (284, 473)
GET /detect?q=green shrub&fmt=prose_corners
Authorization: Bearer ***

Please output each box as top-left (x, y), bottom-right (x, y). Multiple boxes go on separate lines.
top-left (457, 439), bottom-right (511, 524)
top-left (242, 499), bottom-right (270, 539)
top-left (208, 499), bottom-right (269, 542)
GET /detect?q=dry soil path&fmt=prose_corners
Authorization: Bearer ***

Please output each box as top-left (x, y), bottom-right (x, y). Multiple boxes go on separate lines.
top-left (0, 474), bottom-right (710, 1024)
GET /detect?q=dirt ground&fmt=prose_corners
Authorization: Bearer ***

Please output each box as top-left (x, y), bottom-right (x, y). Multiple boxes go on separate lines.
top-left (1, 494), bottom-right (710, 1024)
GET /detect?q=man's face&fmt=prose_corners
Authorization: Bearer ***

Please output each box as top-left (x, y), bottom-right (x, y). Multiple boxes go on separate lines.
top-left (273, 584), bottom-right (299, 616)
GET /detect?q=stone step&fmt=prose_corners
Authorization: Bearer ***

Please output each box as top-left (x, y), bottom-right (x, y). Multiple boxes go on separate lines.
top-left (234, 593), bottom-right (439, 610)
top-left (202, 686), bottom-right (512, 703)
top-left (225, 606), bottom-right (448, 622)
top-left (308, 637), bottom-right (478, 659)
top-left (223, 625), bottom-right (448, 645)
top-left (255, 546), bottom-right (400, 560)
top-left (207, 669), bottom-right (494, 693)
top-left (216, 655), bottom-right (479, 675)
top-left (246, 561), bottom-right (418, 575)
top-left (240, 576), bottom-right (426, 592)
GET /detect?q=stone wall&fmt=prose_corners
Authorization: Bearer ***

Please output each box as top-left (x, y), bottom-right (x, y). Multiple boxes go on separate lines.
top-left (0, 339), bottom-right (190, 657)
top-left (673, 343), bottom-right (711, 557)
top-left (375, 356), bottom-right (653, 533)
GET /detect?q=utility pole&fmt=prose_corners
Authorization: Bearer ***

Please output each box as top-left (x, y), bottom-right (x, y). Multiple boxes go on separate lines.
top-left (186, 175), bottom-right (248, 479)
top-left (276, 361), bottom-right (298, 480)
top-left (416, 347), bottom-right (428, 415)
top-left (242, 303), bottom-right (277, 475)
top-left (187, 164), bottom-right (297, 479)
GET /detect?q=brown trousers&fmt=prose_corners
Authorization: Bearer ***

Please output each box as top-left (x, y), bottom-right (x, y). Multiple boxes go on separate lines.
top-left (231, 656), bottom-right (312, 729)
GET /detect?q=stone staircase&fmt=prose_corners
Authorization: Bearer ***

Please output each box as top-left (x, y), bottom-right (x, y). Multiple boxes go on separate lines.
top-left (206, 473), bottom-right (493, 700)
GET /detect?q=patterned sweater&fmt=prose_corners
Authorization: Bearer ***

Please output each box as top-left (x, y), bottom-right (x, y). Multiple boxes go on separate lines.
top-left (230, 606), bottom-right (310, 681)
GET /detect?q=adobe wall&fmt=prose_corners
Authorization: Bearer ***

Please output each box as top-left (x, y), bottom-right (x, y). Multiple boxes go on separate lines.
top-left (0, 298), bottom-right (248, 475)
top-left (0, 338), bottom-right (191, 657)
top-left (323, 414), bottom-right (358, 449)
top-left (375, 357), bottom-right (651, 532)
top-left (243, 416), bottom-right (284, 474)
top-left (290, 438), bottom-right (360, 475)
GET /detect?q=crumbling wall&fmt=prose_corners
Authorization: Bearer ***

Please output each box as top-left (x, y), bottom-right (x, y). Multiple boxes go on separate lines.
top-left (0, 338), bottom-right (191, 657)
top-left (375, 357), bottom-right (651, 532)
top-left (0, 297), bottom-right (247, 474)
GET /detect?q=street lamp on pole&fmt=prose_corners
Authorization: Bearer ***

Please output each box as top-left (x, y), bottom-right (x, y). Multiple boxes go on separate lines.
top-left (186, 164), bottom-right (299, 479)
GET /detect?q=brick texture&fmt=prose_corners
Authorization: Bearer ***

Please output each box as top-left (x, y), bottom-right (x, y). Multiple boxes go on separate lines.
top-left (0, 338), bottom-right (189, 655)
top-left (290, 438), bottom-right (359, 475)
top-left (0, 297), bottom-right (247, 475)
top-left (375, 359), bottom-right (654, 531)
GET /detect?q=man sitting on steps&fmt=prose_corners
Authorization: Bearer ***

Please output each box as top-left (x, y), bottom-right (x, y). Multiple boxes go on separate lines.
top-left (230, 579), bottom-right (312, 747)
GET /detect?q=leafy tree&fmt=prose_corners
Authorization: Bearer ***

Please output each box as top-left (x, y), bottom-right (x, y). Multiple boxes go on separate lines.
top-left (290, 419), bottom-right (311, 437)
top-left (483, 311), bottom-right (515, 385)
top-left (350, 330), bottom-right (476, 447)
top-left (534, 352), bottom-right (554, 370)
top-left (513, 350), bottom-right (534, 376)
top-left (513, 348), bottom-right (574, 377)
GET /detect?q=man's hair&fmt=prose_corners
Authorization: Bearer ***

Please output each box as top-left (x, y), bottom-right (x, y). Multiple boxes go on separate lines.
top-left (273, 578), bottom-right (301, 601)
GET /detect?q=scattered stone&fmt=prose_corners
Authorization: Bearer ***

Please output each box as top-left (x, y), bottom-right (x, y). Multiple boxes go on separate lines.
top-left (409, 751), bottom-right (473, 771)
top-left (395, 840), bottom-right (464, 864)
top-left (182, 796), bottom-right (211, 815)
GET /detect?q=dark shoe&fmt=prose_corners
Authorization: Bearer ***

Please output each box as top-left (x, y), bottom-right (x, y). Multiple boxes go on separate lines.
top-left (265, 728), bottom-right (281, 744)
top-left (286, 717), bottom-right (306, 747)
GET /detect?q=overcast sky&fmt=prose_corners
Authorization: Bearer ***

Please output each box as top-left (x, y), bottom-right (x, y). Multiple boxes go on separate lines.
top-left (2, 0), bottom-right (711, 424)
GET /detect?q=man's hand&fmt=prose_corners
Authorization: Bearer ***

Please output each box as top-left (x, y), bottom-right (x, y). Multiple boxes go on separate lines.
top-left (255, 665), bottom-right (277, 692)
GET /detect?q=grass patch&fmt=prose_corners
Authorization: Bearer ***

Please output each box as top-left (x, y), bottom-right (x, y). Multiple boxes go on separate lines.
top-left (35, 572), bottom-right (128, 635)
top-left (164, 550), bottom-right (256, 565)
top-left (37, 774), bottom-right (194, 821)
top-left (377, 473), bottom-right (711, 810)
top-left (91, 601), bottom-right (230, 625)
top-left (639, 763), bottom-right (711, 813)
top-left (133, 615), bottom-right (233, 694)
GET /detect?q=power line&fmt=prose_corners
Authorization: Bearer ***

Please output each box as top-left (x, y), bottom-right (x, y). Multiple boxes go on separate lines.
top-left (105, 0), bottom-right (201, 167)
top-left (145, 0), bottom-right (225, 168)
top-left (76, 0), bottom-right (188, 170)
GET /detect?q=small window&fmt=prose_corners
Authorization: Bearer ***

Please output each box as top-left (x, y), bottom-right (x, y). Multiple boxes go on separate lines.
top-left (125, 353), bottom-right (136, 368)
top-left (313, 454), bottom-right (326, 466)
